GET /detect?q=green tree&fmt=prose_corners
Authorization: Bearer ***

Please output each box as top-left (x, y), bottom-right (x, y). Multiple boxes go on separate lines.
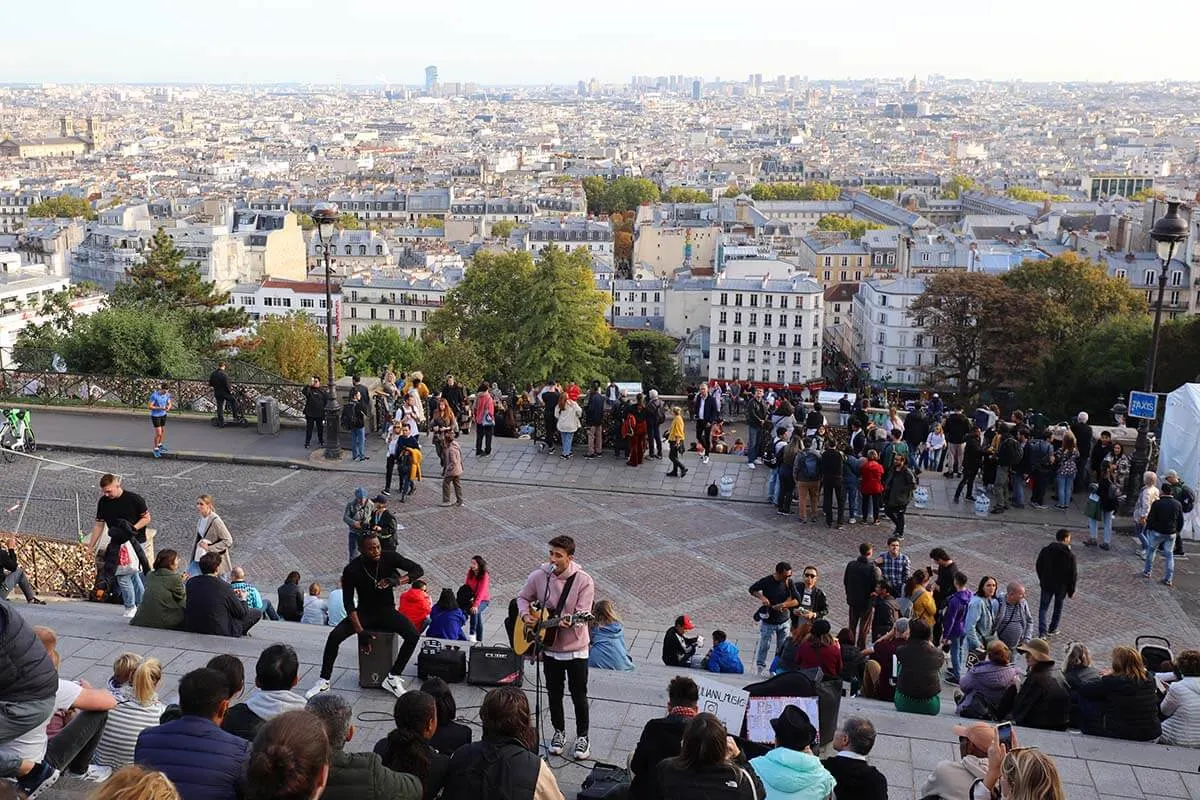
top-left (489, 219), bottom-right (516, 239)
top-left (341, 325), bottom-right (424, 376)
top-left (623, 330), bottom-right (683, 393)
top-left (413, 216), bottom-right (445, 230)
top-left (425, 250), bottom-right (537, 381)
top-left (10, 288), bottom-right (84, 369)
top-left (1004, 186), bottom-right (1069, 203)
top-left (515, 246), bottom-right (611, 384)
top-left (864, 185), bottom-right (898, 200)
top-left (26, 194), bottom-right (95, 220)
top-left (337, 212), bottom-right (363, 230)
top-left (582, 176), bottom-right (608, 215)
top-left (748, 182), bottom-right (840, 201)
top-left (941, 174), bottom-right (976, 199)
top-left (816, 214), bottom-right (884, 239)
top-left (59, 307), bottom-right (199, 377)
top-left (244, 312), bottom-right (328, 383)
top-left (722, 185), bottom-right (743, 198)
top-left (296, 213), bottom-right (315, 230)
top-left (1000, 254), bottom-right (1146, 346)
top-left (420, 339), bottom-right (489, 389)
top-left (1130, 188), bottom-right (1165, 202)
top-left (109, 227), bottom-right (247, 349)
top-left (662, 187), bottom-right (711, 203)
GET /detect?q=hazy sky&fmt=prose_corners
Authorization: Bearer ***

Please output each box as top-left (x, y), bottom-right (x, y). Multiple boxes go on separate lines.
top-left (9, 0), bottom-right (1200, 85)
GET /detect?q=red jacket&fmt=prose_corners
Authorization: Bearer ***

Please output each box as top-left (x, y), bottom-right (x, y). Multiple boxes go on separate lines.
top-left (860, 460), bottom-right (885, 495)
top-left (473, 392), bottom-right (495, 425)
top-left (796, 639), bottom-right (843, 679)
top-left (397, 588), bottom-right (432, 628)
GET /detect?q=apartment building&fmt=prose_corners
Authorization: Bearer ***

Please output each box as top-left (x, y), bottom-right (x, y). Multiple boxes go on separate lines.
top-left (306, 229), bottom-right (392, 273)
top-left (339, 268), bottom-right (461, 341)
top-left (523, 218), bottom-right (613, 259)
top-left (228, 278), bottom-right (339, 333)
top-left (851, 277), bottom-right (938, 388)
top-left (1103, 252), bottom-right (1193, 318)
top-left (0, 192), bottom-right (48, 234)
top-left (0, 220), bottom-right (83, 278)
top-left (707, 259), bottom-right (823, 385)
top-left (0, 255), bottom-right (103, 362)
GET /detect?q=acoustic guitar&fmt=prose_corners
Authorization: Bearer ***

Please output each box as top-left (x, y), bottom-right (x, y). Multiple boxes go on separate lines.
top-left (512, 606), bottom-right (595, 656)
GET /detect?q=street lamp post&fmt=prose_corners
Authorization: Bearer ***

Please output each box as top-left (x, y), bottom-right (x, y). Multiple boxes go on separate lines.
top-left (1124, 201), bottom-right (1188, 511)
top-left (313, 204), bottom-right (342, 461)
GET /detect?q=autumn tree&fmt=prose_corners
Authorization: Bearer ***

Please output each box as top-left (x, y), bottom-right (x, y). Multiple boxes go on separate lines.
top-left (337, 212), bottom-right (363, 230)
top-left (27, 194), bottom-right (95, 220)
top-left (941, 175), bottom-right (976, 199)
top-left (109, 227), bottom-right (247, 350)
top-left (816, 214), bottom-right (884, 239)
top-left (865, 185), bottom-right (898, 200)
top-left (489, 219), bottom-right (516, 239)
top-left (244, 312), bottom-right (328, 382)
top-left (1000, 254), bottom-right (1146, 347)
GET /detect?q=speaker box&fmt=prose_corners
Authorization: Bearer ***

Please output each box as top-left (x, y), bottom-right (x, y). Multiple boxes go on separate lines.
top-left (467, 645), bottom-right (524, 687)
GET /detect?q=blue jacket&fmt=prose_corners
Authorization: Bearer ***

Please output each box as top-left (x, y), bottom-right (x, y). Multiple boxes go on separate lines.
top-left (751, 747), bottom-right (836, 800)
top-left (705, 640), bottom-right (745, 674)
top-left (589, 623), bottom-right (635, 671)
top-left (426, 605), bottom-right (468, 640)
top-left (134, 715), bottom-right (250, 800)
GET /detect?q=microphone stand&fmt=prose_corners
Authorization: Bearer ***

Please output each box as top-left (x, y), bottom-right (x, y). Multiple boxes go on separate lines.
top-left (534, 564), bottom-right (554, 759)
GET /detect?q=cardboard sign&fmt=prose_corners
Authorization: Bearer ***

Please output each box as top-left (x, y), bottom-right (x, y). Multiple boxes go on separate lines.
top-left (693, 677), bottom-right (750, 733)
top-left (745, 696), bottom-right (821, 745)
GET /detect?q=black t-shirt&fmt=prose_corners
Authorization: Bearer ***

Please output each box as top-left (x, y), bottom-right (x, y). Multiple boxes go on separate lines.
top-left (96, 491), bottom-right (148, 534)
top-left (935, 562), bottom-right (957, 607)
top-left (748, 575), bottom-right (796, 625)
top-left (342, 552), bottom-right (424, 619)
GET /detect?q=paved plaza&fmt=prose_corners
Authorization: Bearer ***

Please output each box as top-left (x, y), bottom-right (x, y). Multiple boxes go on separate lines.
top-left (6, 407), bottom-right (1200, 798)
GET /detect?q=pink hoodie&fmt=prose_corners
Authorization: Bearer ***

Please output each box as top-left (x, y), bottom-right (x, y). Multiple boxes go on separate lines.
top-left (516, 560), bottom-right (595, 654)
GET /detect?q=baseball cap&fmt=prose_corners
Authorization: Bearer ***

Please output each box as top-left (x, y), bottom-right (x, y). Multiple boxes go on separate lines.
top-left (1166, 469), bottom-right (1180, 481)
top-left (371, 494), bottom-right (389, 504)
top-left (1017, 638), bottom-right (1053, 662)
top-left (675, 614), bottom-right (695, 631)
top-left (952, 722), bottom-right (996, 751)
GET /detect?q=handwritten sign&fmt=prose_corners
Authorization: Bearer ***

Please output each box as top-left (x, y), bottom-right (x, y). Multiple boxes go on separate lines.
top-left (746, 696), bottom-right (820, 745)
top-left (693, 676), bottom-right (750, 733)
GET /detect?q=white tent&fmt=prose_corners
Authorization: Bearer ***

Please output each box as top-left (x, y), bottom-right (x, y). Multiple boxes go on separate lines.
top-left (1159, 383), bottom-right (1200, 540)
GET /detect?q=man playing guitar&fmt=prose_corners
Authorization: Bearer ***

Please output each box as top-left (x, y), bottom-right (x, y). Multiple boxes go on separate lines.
top-left (517, 534), bottom-right (596, 761)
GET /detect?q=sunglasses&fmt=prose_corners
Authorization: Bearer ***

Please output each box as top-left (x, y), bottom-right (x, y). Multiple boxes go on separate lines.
top-left (803, 573), bottom-right (817, 578)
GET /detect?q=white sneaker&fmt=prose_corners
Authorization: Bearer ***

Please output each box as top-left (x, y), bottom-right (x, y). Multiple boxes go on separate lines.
top-left (573, 735), bottom-right (592, 760)
top-left (701, 455), bottom-right (710, 464)
top-left (305, 678), bottom-right (331, 699)
top-left (848, 517), bottom-right (857, 525)
top-left (75, 765), bottom-right (112, 783)
top-left (747, 462), bottom-right (756, 470)
top-left (122, 607), bottom-right (137, 619)
top-left (549, 730), bottom-right (566, 755)
top-left (467, 634), bottom-right (477, 643)
top-left (381, 673), bottom-right (406, 698)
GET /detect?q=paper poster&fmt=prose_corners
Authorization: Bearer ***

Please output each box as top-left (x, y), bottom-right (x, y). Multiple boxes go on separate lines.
top-left (745, 696), bottom-right (820, 745)
top-left (693, 676), bottom-right (751, 733)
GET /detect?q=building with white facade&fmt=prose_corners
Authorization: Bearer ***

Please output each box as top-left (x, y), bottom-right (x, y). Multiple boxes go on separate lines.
top-left (227, 278), bottom-right (340, 336)
top-left (851, 277), bottom-right (937, 389)
top-left (0, 220), bottom-right (84, 278)
top-left (0, 255), bottom-right (103, 364)
top-left (339, 267), bottom-right (462, 342)
top-left (523, 218), bottom-right (613, 259)
top-left (707, 259), bottom-right (823, 385)
top-left (306, 229), bottom-right (392, 274)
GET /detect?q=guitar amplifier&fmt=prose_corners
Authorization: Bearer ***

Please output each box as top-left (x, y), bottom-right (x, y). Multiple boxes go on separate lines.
top-left (358, 631), bottom-right (400, 688)
top-left (467, 645), bottom-right (524, 687)
top-left (417, 641), bottom-right (467, 683)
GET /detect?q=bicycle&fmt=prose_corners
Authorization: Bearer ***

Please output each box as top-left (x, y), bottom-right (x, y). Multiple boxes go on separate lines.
top-left (0, 408), bottom-right (37, 463)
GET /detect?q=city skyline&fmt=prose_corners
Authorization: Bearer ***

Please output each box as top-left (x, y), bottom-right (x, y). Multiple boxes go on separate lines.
top-left (7, 0), bottom-right (1200, 86)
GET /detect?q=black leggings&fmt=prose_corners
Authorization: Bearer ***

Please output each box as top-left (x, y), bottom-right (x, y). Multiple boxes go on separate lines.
top-left (955, 469), bottom-right (979, 501)
top-left (543, 657), bottom-right (589, 736)
top-left (668, 441), bottom-right (686, 474)
top-left (320, 612), bottom-right (419, 681)
top-left (305, 417), bottom-right (325, 445)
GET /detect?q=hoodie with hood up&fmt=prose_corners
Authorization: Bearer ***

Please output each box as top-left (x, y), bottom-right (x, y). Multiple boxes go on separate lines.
top-left (750, 747), bottom-right (835, 800)
top-left (222, 688), bottom-right (308, 741)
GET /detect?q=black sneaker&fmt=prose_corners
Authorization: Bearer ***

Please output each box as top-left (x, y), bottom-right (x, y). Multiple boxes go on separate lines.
top-left (19, 761), bottom-right (60, 799)
top-left (381, 490), bottom-right (391, 497)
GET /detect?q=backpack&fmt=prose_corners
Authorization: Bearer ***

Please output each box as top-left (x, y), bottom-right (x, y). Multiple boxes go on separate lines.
top-left (341, 403), bottom-right (362, 430)
top-left (706, 482), bottom-right (719, 497)
top-left (1179, 485), bottom-right (1196, 514)
top-left (799, 450), bottom-right (820, 481)
top-left (654, 400), bottom-right (666, 425)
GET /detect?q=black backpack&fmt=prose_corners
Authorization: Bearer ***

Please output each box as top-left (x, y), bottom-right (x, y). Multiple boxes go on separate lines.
top-left (1179, 485), bottom-right (1196, 514)
top-left (707, 482), bottom-right (719, 497)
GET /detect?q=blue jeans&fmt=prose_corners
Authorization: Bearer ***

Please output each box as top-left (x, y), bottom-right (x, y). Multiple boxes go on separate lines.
top-left (747, 426), bottom-right (761, 464)
top-left (1012, 473), bottom-right (1026, 507)
top-left (1056, 474), bottom-right (1072, 506)
top-left (846, 482), bottom-right (860, 518)
top-left (116, 572), bottom-right (145, 609)
top-left (1088, 510), bottom-right (1114, 545)
top-left (948, 634), bottom-right (966, 679)
top-left (767, 466), bottom-right (780, 504)
top-left (1134, 520), bottom-right (1147, 552)
top-left (347, 529), bottom-right (359, 563)
top-left (560, 430), bottom-right (574, 457)
top-left (1038, 586), bottom-right (1066, 636)
top-left (351, 427), bottom-right (366, 459)
top-left (469, 599), bottom-right (490, 640)
top-left (1143, 530), bottom-right (1176, 582)
top-left (756, 620), bottom-right (789, 669)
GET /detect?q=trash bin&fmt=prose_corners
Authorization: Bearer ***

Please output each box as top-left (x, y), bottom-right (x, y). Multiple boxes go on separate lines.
top-left (256, 396), bottom-right (280, 436)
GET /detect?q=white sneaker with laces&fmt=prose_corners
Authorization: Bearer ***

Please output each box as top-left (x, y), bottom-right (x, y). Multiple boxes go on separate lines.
top-left (76, 765), bottom-right (112, 783)
top-left (122, 607), bottom-right (137, 619)
top-left (381, 673), bottom-right (406, 698)
top-left (573, 736), bottom-right (591, 760)
top-left (747, 462), bottom-right (756, 469)
top-left (549, 730), bottom-right (566, 755)
top-left (304, 678), bottom-right (331, 699)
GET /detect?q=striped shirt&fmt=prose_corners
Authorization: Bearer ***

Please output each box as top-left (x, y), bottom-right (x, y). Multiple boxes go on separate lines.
top-left (92, 696), bottom-right (166, 768)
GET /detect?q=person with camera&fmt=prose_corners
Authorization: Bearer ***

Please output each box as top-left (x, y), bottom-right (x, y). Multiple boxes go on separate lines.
top-left (749, 563), bottom-right (799, 677)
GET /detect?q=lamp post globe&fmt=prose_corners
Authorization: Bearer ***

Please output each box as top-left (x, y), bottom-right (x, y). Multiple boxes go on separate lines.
top-left (313, 203), bottom-right (342, 460)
